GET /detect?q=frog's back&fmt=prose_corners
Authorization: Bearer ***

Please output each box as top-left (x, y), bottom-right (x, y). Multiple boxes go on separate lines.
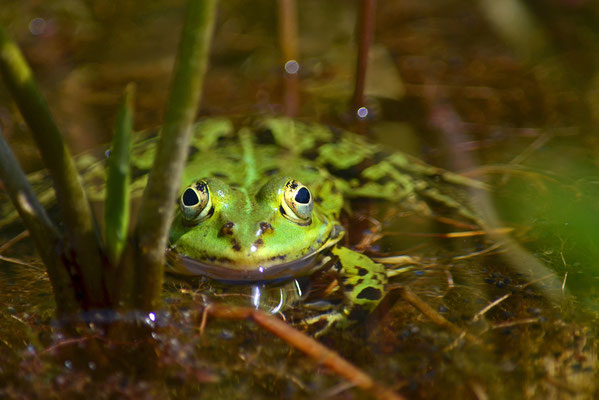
top-left (182, 120), bottom-right (335, 198)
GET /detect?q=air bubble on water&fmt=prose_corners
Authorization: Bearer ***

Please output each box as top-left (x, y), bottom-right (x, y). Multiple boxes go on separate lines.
top-left (29, 18), bottom-right (46, 35)
top-left (356, 107), bottom-right (368, 119)
top-left (284, 60), bottom-right (299, 75)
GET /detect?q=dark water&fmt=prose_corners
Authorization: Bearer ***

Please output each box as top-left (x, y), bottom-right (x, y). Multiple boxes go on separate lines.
top-left (1, 1), bottom-right (599, 398)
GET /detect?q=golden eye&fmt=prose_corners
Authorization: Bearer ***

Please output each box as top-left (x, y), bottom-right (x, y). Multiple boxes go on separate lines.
top-left (281, 179), bottom-right (313, 224)
top-left (179, 180), bottom-right (212, 224)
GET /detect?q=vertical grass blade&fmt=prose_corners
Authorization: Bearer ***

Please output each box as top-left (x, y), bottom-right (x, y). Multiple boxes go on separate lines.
top-left (121, 0), bottom-right (219, 310)
top-left (0, 129), bottom-right (79, 315)
top-left (105, 84), bottom-right (134, 267)
top-left (0, 25), bottom-right (107, 307)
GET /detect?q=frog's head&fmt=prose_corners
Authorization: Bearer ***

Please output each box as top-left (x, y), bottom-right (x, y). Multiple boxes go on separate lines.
top-left (168, 176), bottom-right (342, 281)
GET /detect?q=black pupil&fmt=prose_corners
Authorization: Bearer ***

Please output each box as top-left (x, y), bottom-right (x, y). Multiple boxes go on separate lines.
top-left (182, 188), bottom-right (200, 206)
top-left (295, 187), bottom-right (310, 204)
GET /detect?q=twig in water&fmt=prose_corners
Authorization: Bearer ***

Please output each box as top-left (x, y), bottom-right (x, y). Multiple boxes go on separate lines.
top-left (471, 293), bottom-right (511, 322)
top-left (204, 304), bottom-right (406, 400)
top-left (397, 286), bottom-right (483, 346)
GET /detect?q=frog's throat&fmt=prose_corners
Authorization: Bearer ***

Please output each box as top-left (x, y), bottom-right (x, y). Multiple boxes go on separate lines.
top-left (167, 225), bottom-right (345, 283)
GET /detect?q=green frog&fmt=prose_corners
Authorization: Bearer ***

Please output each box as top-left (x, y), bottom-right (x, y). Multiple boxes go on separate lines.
top-left (162, 117), bottom-right (482, 329)
top-left (0, 117), bottom-right (483, 330)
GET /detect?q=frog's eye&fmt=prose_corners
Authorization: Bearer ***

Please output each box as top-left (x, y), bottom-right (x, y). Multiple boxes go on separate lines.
top-left (281, 179), bottom-right (313, 225)
top-left (179, 180), bottom-right (213, 224)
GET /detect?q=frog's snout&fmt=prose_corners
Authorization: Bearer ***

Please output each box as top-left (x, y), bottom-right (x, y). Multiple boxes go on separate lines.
top-left (217, 220), bottom-right (275, 253)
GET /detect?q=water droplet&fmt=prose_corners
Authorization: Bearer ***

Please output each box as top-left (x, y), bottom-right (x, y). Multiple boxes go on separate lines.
top-left (88, 361), bottom-right (96, 370)
top-left (148, 312), bottom-right (156, 322)
top-left (252, 286), bottom-right (261, 308)
top-left (219, 329), bottom-right (234, 340)
top-left (64, 360), bottom-right (73, 369)
top-left (284, 60), bottom-right (299, 75)
top-left (29, 18), bottom-right (46, 36)
top-left (356, 107), bottom-right (369, 119)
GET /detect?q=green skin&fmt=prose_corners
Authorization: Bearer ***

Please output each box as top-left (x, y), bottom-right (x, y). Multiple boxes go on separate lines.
top-left (0, 117), bottom-right (481, 328)
top-left (167, 124), bottom-right (391, 327)
top-left (164, 118), bottom-right (480, 328)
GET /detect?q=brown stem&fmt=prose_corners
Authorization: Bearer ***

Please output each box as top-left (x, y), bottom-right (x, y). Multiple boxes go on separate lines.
top-left (398, 286), bottom-right (483, 346)
top-left (351, 0), bottom-right (377, 113)
top-left (278, 0), bottom-right (300, 117)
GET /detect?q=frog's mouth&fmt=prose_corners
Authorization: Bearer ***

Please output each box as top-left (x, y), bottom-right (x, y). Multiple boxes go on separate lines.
top-left (167, 225), bottom-right (344, 283)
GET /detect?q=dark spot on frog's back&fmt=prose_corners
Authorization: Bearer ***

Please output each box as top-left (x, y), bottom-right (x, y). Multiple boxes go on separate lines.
top-left (131, 166), bottom-right (150, 180)
top-left (253, 238), bottom-right (264, 248)
top-left (188, 145), bottom-right (199, 158)
top-left (212, 172), bottom-right (228, 179)
top-left (356, 267), bottom-right (369, 276)
top-left (373, 151), bottom-right (387, 163)
top-left (356, 287), bottom-right (382, 301)
top-left (219, 222), bottom-right (235, 237)
top-left (264, 167), bottom-right (279, 176)
top-left (231, 239), bottom-right (241, 252)
top-left (372, 173), bottom-right (394, 185)
top-left (301, 148), bottom-right (319, 161)
top-left (255, 128), bottom-right (275, 144)
top-left (325, 162), bottom-right (364, 182)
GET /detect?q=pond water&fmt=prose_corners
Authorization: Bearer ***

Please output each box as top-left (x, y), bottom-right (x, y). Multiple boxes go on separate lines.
top-left (1, 0), bottom-right (599, 399)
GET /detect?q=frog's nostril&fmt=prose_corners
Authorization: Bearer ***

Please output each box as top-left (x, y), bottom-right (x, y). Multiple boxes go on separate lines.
top-left (219, 222), bottom-right (235, 236)
top-left (259, 222), bottom-right (274, 234)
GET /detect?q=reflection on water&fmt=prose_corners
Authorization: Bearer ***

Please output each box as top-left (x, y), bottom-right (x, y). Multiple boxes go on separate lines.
top-left (1, 0), bottom-right (599, 398)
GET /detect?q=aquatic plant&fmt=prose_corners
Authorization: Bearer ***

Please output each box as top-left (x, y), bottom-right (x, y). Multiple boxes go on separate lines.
top-left (0, 0), bottom-right (218, 314)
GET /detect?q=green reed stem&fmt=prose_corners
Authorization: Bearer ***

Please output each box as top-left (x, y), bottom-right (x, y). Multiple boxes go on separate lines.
top-left (105, 84), bottom-right (134, 268)
top-left (122, 0), bottom-right (218, 310)
top-left (0, 129), bottom-right (79, 315)
top-left (0, 25), bottom-right (107, 308)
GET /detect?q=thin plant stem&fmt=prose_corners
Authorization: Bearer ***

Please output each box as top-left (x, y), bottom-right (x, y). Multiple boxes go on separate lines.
top-left (0, 24), bottom-right (107, 308)
top-left (351, 0), bottom-right (376, 114)
top-left (278, 0), bottom-right (299, 117)
top-left (105, 84), bottom-right (134, 268)
top-left (122, 0), bottom-right (218, 310)
top-left (0, 129), bottom-right (79, 315)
